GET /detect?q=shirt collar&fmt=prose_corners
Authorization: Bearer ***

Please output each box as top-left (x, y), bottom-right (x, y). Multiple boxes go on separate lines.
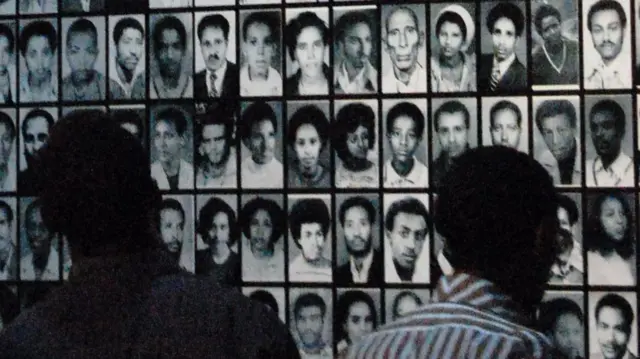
top-left (384, 157), bottom-right (423, 184)
top-left (432, 272), bottom-right (529, 326)
top-left (597, 51), bottom-right (630, 73)
top-left (349, 249), bottom-right (374, 282)
top-left (494, 53), bottom-right (516, 76)
top-left (593, 151), bottom-right (632, 179)
top-left (335, 60), bottom-right (375, 92)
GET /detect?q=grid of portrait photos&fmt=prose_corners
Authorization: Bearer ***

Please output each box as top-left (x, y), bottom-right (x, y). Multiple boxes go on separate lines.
top-left (1, 0), bottom-right (640, 358)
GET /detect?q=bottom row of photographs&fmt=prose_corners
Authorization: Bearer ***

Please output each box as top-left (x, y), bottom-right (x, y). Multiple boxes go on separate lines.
top-left (0, 284), bottom-right (638, 358)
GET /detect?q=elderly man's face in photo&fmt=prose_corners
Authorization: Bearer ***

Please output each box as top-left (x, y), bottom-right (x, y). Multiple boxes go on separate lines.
top-left (342, 21), bottom-right (372, 70)
top-left (66, 31), bottom-right (98, 83)
top-left (23, 116), bottom-right (50, 160)
top-left (249, 208), bottom-right (272, 251)
top-left (490, 108), bottom-right (521, 148)
top-left (249, 119), bottom-right (276, 165)
top-left (159, 207), bottom-right (184, 254)
top-left (436, 111), bottom-right (468, 158)
top-left (157, 28), bottom-right (184, 77)
top-left (0, 207), bottom-right (12, 253)
top-left (540, 15), bottom-right (563, 48)
top-left (200, 25), bottom-right (227, 72)
top-left (294, 26), bottom-right (325, 79)
top-left (590, 110), bottom-right (623, 159)
top-left (25, 205), bottom-right (50, 256)
top-left (596, 306), bottom-right (630, 359)
top-left (343, 205), bottom-right (372, 257)
top-left (293, 123), bottom-right (321, 173)
top-left (298, 221), bottom-right (326, 261)
top-left (387, 210), bottom-right (427, 271)
top-left (590, 9), bottom-right (624, 63)
top-left (244, 22), bottom-right (274, 75)
top-left (0, 121), bottom-right (14, 166)
top-left (491, 17), bottom-right (518, 62)
top-left (296, 305), bottom-right (324, 347)
top-left (154, 119), bottom-right (183, 164)
top-left (389, 115), bottom-right (419, 163)
top-left (200, 123), bottom-right (228, 166)
top-left (385, 8), bottom-right (421, 72)
top-left (346, 125), bottom-right (370, 160)
top-left (24, 34), bottom-right (55, 81)
top-left (116, 26), bottom-right (144, 73)
top-left (0, 33), bottom-right (12, 75)
top-left (539, 113), bottom-right (575, 162)
top-left (552, 312), bottom-right (584, 359)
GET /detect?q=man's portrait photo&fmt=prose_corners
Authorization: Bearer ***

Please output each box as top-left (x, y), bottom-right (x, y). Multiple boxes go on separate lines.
top-left (550, 193), bottom-right (584, 286)
top-left (0, 21), bottom-right (16, 105)
top-left (240, 194), bottom-right (285, 283)
top-left (0, 198), bottom-right (17, 281)
top-left (334, 194), bottom-right (382, 286)
top-left (478, 1), bottom-right (528, 93)
top-left (384, 289), bottom-right (429, 323)
top-left (18, 107), bottom-right (56, 195)
top-left (381, 4), bottom-right (427, 94)
top-left (481, 96), bottom-right (528, 153)
top-left (158, 195), bottom-right (194, 273)
top-left (108, 15), bottom-right (146, 101)
top-left (531, 0), bottom-right (580, 90)
top-left (532, 96), bottom-right (582, 187)
top-left (589, 292), bottom-right (638, 359)
top-left (429, 3), bottom-right (476, 93)
top-left (537, 291), bottom-right (585, 359)
top-left (382, 99), bottom-right (429, 188)
top-left (383, 193), bottom-right (431, 284)
top-left (18, 19), bottom-right (58, 103)
top-left (109, 105), bottom-right (145, 146)
top-left (334, 289), bottom-right (380, 359)
top-left (333, 6), bottom-right (378, 94)
top-left (149, 104), bottom-right (194, 191)
top-left (585, 96), bottom-right (634, 187)
top-left (19, 197), bottom-right (60, 281)
top-left (194, 12), bottom-right (238, 99)
top-left (289, 288), bottom-right (333, 359)
top-left (149, 14), bottom-right (194, 99)
top-left (0, 110), bottom-right (17, 192)
top-left (238, 10), bottom-right (282, 97)
top-left (61, 17), bottom-right (106, 102)
top-left (583, 0), bottom-right (632, 89)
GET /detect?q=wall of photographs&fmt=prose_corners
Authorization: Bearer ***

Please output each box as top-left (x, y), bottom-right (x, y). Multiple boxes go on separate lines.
top-left (0, 0), bottom-right (639, 357)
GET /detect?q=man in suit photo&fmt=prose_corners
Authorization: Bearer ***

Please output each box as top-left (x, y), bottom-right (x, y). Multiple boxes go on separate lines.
top-left (478, 2), bottom-right (527, 92)
top-left (194, 14), bottom-right (238, 99)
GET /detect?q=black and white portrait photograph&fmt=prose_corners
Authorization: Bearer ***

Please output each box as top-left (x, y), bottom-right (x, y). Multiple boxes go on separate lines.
top-left (430, 97), bottom-right (478, 189)
top-left (381, 4), bottom-right (427, 94)
top-left (18, 19), bottom-right (59, 103)
top-left (19, 0), bottom-right (57, 14)
top-left (0, 0), bottom-right (16, 15)
top-left (61, 106), bottom-right (105, 117)
top-left (239, 9), bottom-right (282, 97)
top-left (149, 13), bottom-right (194, 99)
top-left (195, 0), bottom-right (233, 6)
top-left (384, 289), bottom-right (429, 323)
top-left (159, 194), bottom-right (194, 273)
top-left (332, 5), bottom-right (378, 95)
top-left (61, 17), bottom-right (106, 102)
top-left (18, 107), bottom-right (56, 195)
top-left (19, 197), bottom-right (60, 281)
top-left (334, 289), bottom-right (380, 359)
top-left (334, 194), bottom-right (382, 286)
top-left (194, 101), bottom-right (238, 189)
top-left (243, 286), bottom-right (286, 323)
top-left (550, 193), bottom-right (584, 286)
top-left (586, 191), bottom-right (637, 286)
top-left (382, 98), bottom-right (428, 188)
top-left (588, 291), bottom-right (638, 359)
top-left (108, 15), bottom-right (146, 101)
top-left (0, 109), bottom-right (16, 192)
top-left (149, 0), bottom-right (192, 8)
top-left (195, 194), bottom-right (239, 286)
top-left (149, 104), bottom-right (194, 191)
top-left (60, 0), bottom-right (104, 13)
top-left (288, 194), bottom-right (332, 283)
top-left (478, 1), bottom-right (528, 93)
top-left (531, 0), bottom-right (580, 91)
top-left (240, 0), bottom-right (281, 4)
top-left (583, 0), bottom-right (632, 90)
top-left (239, 101), bottom-right (284, 189)
top-left (383, 193), bottom-right (431, 284)
top-left (585, 95), bottom-right (635, 187)
top-left (537, 291), bottom-right (585, 359)
top-left (481, 96), bottom-right (529, 153)
top-left (240, 194), bottom-right (285, 283)
top-left (532, 96), bottom-right (582, 187)
top-left (286, 100), bottom-right (330, 189)
top-left (0, 198), bottom-right (17, 281)
top-left (0, 21), bottom-right (16, 105)
top-left (333, 99), bottom-right (379, 189)
top-left (194, 11), bottom-right (238, 99)
top-left (284, 7), bottom-right (330, 96)
top-left (289, 287), bottom-right (333, 359)
top-left (0, 284), bottom-right (19, 331)
top-left (109, 105), bottom-right (146, 146)
top-left (429, 3), bottom-right (477, 93)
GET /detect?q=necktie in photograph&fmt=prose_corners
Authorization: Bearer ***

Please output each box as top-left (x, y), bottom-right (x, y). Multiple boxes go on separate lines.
top-left (209, 73), bottom-right (218, 97)
top-left (489, 65), bottom-right (500, 91)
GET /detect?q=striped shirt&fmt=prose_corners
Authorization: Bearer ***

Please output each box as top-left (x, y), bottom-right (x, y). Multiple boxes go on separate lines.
top-left (347, 273), bottom-right (553, 359)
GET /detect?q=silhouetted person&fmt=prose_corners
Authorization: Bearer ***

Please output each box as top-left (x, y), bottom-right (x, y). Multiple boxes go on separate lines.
top-left (349, 146), bottom-right (560, 358)
top-left (0, 109), bottom-right (300, 359)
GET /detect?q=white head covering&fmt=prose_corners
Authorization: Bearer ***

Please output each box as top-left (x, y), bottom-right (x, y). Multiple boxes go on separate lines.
top-left (436, 4), bottom-right (475, 50)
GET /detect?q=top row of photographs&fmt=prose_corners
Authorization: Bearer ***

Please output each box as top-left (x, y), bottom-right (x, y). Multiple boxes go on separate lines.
top-left (1, 0), bottom-right (640, 103)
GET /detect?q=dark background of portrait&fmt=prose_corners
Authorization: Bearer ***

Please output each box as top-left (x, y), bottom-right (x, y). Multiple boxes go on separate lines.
top-left (334, 193), bottom-right (381, 267)
top-left (381, 98), bottom-right (428, 166)
top-left (0, 20), bottom-right (17, 103)
top-left (287, 193), bottom-right (332, 264)
top-left (109, 105), bottom-right (147, 147)
top-left (149, 13), bottom-right (194, 86)
top-left (335, 288), bottom-right (381, 340)
top-left (18, 107), bottom-right (57, 172)
top-left (481, 96), bottom-right (529, 153)
top-left (584, 95), bottom-right (634, 169)
top-left (0, 108), bottom-right (17, 181)
top-left (238, 9), bottom-right (283, 76)
top-left (239, 100), bottom-right (283, 170)
top-left (430, 97), bottom-right (478, 159)
top-left (479, 1), bottom-right (528, 68)
top-left (381, 4), bottom-right (427, 79)
top-left (162, 194), bottom-right (195, 273)
top-left (108, 14), bottom-right (146, 90)
top-left (242, 286), bottom-right (286, 323)
top-left (285, 100), bottom-right (330, 177)
top-left (149, 102), bottom-right (194, 165)
top-left (384, 288), bottom-right (430, 324)
top-left (429, 2), bottom-right (476, 59)
top-left (194, 11), bottom-right (237, 72)
top-left (288, 287), bottom-right (333, 349)
top-left (195, 194), bottom-right (237, 253)
top-left (588, 291), bottom-right (638, 355)
top-left (333, 99), bottom-right (379, 174)
top-left (61, 17), bottom-right (107, 80)
top-left (332, 6), bottom-right (379, 73)
top-left (284, 7), bottom-right (330, 79)
top-left (18, 18), bottom-right (59, 102)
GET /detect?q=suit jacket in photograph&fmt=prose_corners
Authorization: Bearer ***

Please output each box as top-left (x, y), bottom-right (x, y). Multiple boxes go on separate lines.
top-left (334, 249), bottom-right (383, 286)
top-left (194, 62), bottom-right (239, 99)
top-left (477, 54), bottom-right (527, 92)
top-left (61, 0), bottom-right (105, 12)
